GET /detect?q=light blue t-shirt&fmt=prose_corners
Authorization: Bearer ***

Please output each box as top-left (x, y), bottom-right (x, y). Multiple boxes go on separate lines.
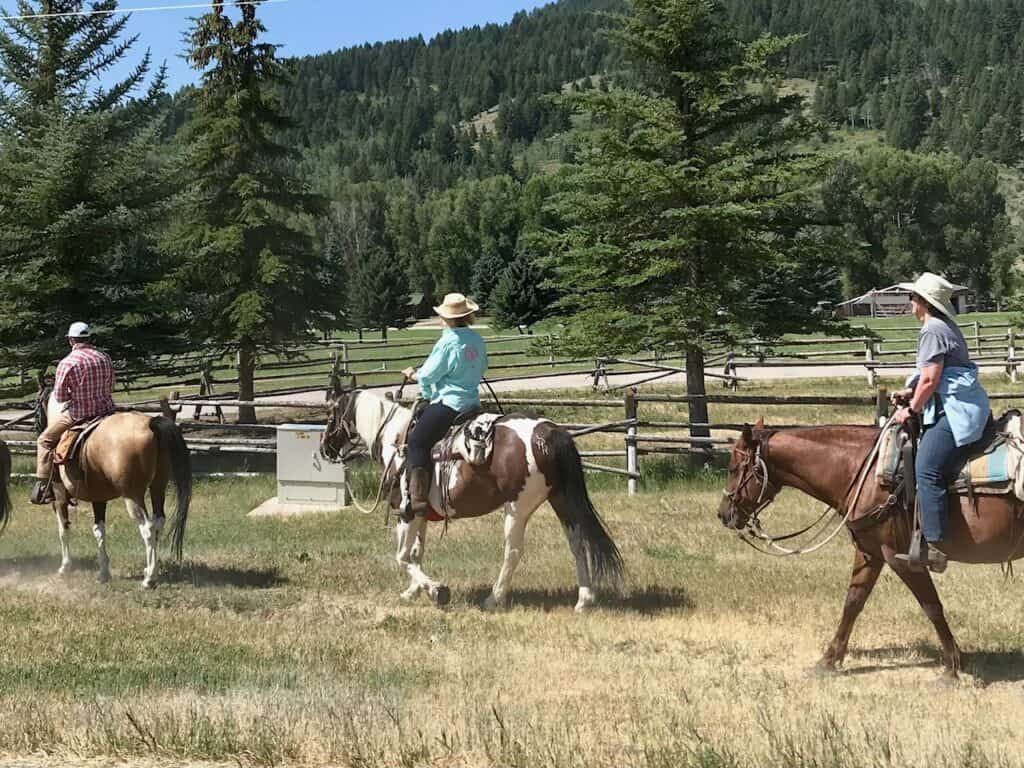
top-left (417, 327), bottom-right (488, 412)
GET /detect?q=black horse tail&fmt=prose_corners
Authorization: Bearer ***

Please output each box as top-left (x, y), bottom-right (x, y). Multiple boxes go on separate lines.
top-left (544, 426), bottom-right (624, 590)
top-left (150, 417), bottom-right (192, 561)
top-left (0, 440), bottom-right (11, 535)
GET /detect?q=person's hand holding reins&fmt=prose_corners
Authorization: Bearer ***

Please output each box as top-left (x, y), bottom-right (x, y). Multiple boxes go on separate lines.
top-left (890, 388), bottom-right (913, 407)
top-left (401, 367), bottom-right (417, 383)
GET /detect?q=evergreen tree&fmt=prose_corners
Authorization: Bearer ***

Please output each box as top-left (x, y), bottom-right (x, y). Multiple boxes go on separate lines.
top-left (491, 251), bottom-right (557, 330)
top-left (545, 0), bottom-right (840, 445)
top-left (162, 0), bottom-right (325, 422)
top-left (0, 0), bottom-right (175, 379)
top-left (348, 249), bottom-right (411, 340)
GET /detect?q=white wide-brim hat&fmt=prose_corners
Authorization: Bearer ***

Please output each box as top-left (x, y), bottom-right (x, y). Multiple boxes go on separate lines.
top-left (897, 273), bottom-right (958, 319)
top-left (434, 293), bottom-right (479, 320)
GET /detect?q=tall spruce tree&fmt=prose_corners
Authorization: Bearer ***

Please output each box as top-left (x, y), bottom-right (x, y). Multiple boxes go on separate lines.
top-left (545, 0), bottom-right (842, 445)
top-left (0, 0), bottom-right (175, 380)
top-left (164, 0), bottom-right (325, 422)
top-left (348, 249), bottom-right (410, 341)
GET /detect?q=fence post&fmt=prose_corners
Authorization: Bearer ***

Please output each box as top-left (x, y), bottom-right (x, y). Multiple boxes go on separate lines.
top-left (875, 387), bottom-right (889, 427)
top-left (625, 387), bottom-right (639, 496)
top-left (341, 343), bottom-right (349, 374)
top-left (1009, 328), bottom-right (1017, 383)
top-left (548, 335), bottom-right (555, 368)
top-left (864, 339), bottom-right (877, 387)
top-left (973, 321), bottom-right (981, 355)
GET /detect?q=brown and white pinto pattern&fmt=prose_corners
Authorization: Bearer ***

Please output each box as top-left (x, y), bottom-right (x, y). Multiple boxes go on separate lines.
top-left (40, 393), bottom-right (192, 588)
top-left (323, 388), bottom-right (624, 611)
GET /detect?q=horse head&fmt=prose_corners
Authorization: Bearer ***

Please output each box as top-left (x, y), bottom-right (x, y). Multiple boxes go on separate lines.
top-left (718, 418), bottom-right (780, 530)
top-left (321, 375), bottom-right (362, 463)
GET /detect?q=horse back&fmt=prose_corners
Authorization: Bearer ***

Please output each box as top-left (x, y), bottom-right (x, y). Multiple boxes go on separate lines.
top-left (68, 413), bottom-right (163, 500)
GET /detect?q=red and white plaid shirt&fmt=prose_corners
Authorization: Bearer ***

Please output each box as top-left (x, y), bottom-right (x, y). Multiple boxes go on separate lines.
top-left (54, 343), bottom-right (116, 422)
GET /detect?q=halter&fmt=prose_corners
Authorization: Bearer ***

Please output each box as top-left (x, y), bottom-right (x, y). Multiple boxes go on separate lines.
top-left (321, 390), bottom-right (365, 464)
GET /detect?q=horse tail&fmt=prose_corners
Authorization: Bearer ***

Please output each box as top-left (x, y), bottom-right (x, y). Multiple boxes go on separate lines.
top-left (544, 426), bottom-right (624, 590)
top-left (0, 440), bottom-right (11, 535)
top-left (149, 417), bottom-right (192, 561)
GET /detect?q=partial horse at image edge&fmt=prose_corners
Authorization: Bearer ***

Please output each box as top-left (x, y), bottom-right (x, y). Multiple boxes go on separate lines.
top-left (0, 439), bottom-right (10, 533)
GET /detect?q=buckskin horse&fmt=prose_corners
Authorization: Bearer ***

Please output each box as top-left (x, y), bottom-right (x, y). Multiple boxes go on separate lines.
top-left (719, 419), bottom-right (1024, 680)
top-left (35, 391), bottom-right (192, 588)
top-left (0, 439), bottom-right (10, 533)
top-left (320, 382), bottom-right (624, 611)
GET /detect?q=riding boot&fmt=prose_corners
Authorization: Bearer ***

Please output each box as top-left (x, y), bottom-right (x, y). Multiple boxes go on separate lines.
top-left (30, 478), bottom-right (54, 505)
top-left (894, 538), bottom-right (948, 573)
top-left (408, 466), bottom-right (432, 519)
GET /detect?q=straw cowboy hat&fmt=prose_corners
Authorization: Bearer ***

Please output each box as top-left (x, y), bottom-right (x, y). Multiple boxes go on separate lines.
top-left (898, 273), bottom-right (958, 319)
top-left (434, 293), bottom-right (479, 320)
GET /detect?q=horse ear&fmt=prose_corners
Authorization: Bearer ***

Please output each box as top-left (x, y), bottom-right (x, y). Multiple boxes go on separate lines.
top-left (755, 417), bottom-right (764, 429)
top-left (741, 424), bottom-right (753, 445)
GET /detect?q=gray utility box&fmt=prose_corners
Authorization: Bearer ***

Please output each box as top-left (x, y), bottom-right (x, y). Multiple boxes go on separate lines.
top-left (276, 424), bottom-right (350, 507)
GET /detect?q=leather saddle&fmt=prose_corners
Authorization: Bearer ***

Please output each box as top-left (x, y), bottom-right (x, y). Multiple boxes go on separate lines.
top-left (54, 415), bottom-right (108, 467)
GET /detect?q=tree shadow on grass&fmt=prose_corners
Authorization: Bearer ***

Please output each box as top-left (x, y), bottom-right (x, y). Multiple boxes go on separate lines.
top-left (463, 584), bottom-right (693, 614)
top-left (160, 559), bottom-right (288, 589)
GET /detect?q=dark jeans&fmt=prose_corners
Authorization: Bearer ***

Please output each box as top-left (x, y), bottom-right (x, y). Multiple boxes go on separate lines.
top-left (407, 403), bottom-right (458, 469)
top-left (916, 413), bottom-right (987, 542)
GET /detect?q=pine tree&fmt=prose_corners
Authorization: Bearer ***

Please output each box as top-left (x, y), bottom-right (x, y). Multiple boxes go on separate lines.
top-left (162, 0), bottom-right (326, 422)
top-left (544, 0), bottom-right (840, 446)
top-left (348, 249), bottom-right (411, 341)
top-left (491, 252), bottom-right (556, 331)
top-left (0, 0), bottom-right (175, 379)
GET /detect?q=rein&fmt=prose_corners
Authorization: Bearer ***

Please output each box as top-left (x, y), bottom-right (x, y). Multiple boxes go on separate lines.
top-left (731, 417), bottom-right (896, 557)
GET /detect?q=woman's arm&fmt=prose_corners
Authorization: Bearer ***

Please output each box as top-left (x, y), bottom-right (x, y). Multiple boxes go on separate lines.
top-left (894, 362), bottom-right (942, 424)
top-left (413, 339), bottom-right (454, 396)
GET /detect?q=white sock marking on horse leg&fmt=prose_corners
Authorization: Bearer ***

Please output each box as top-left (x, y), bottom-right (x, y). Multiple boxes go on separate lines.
top-left (55, 506), bottom-right (71, 576)
top-left (567, 526), bottom-right (596, 612)
top-left (93, 522), bottom-right (111, 583)
top-left (127, 498), bottom-right (157, 588)
top-left (485, 505), bottom-right (528, 611)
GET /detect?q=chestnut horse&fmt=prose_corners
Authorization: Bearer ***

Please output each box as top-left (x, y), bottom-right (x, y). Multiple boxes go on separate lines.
top-left (320, 384), bottom-right (624, 611)
top-left (0, 439), bottom-right (10, 533)
top-left (719, 421), bottom-right (1024, 680)
top-left (36, 392), bottom-right (192, 588)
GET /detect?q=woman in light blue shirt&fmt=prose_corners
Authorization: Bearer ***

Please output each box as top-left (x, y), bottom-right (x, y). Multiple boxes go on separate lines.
top-left (401, 293), bottom-right (489, 518)
top-left (891, 273), bottom-right (991, 572)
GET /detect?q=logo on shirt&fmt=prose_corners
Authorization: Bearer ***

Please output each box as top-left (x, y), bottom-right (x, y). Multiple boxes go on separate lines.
top-left (464, 347), bottom-right (479, 362)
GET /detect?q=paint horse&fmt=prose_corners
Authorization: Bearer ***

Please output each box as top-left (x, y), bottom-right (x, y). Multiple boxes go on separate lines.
top-left (36, 391), bottom-right (192, 588)
top-left (0, 439), bottom-right (10, 533)
top-left (719, 420), bottom-right (1024, 679)
top-left (321, 383), bottom-right (624, 611)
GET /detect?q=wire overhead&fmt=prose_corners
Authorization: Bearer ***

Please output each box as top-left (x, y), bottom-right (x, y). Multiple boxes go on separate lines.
top-left (0, 0), bottom-right (288, 22)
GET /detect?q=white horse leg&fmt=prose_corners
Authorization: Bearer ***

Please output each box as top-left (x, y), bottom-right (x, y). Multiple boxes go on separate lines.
top-left (127, 497), bottom-right (160, 589)
top-left (566, 524), bottom-right (596, 613)
top-left (484, 503), bottom-right (531, 612)
top-left (395, 516), bottom-right (448, 605)
top-left (55, 501), bottom-right (72, 576)
top-left (92, 501), bottom-right (110, 583)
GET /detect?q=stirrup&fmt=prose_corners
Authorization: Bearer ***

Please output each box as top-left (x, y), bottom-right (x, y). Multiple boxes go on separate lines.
top-left (30, 479), bottom-right (54, 505)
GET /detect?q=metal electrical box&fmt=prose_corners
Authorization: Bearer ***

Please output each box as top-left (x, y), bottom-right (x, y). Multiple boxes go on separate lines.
top-left (276, 424), bottom-right (350, 507)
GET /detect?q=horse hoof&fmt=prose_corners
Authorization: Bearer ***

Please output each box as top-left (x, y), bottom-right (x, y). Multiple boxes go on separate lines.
top-left (140, 579), bottom-right (156, 590)
top-left (574, 600), bottom-right (594, 613)
top-left (434, 585), bottom-right (451, 607)
top-left (400, 588), bottom-right (421, 602)
top-left (811, 660), bottom-right (840, 677)
top-left (57, 566), bottom-right (71, 578)
top-left (933, 672), bottom-right (959, 688)
top-left (96, 571), bottom-right (111, 584)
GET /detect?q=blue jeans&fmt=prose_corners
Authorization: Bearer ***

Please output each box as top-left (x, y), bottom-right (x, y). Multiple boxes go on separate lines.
top-left (916, 414), bottom-right (977, 542)
top-left (407, 403), bottom-right (458, 469)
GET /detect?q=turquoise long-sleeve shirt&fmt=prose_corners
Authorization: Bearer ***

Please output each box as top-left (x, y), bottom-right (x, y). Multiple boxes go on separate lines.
top-left (417, 327), bottom-right (488, 412)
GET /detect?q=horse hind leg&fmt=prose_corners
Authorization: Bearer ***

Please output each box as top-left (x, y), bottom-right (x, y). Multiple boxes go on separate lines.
top-left (817, 546), bottom-right (884, 673)
top-left (54, 498), bottom-right (72, 577)
top-left (92, 501), bottom-right (111, 583)
top-left (483, 502), bottom-right (535, 612)
top-left (549, 492), bottom-right (595, 613)
top-left (126, 497), bottom-right (161, 589)
top-left (888, 555), bottom-right (962, 678)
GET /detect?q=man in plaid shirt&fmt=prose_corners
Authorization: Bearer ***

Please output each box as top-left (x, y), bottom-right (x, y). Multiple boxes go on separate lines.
top-left (31, 322), bottom-right (116, 504)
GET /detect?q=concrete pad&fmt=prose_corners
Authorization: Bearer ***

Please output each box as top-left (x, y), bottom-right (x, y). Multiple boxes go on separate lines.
top-left (248, 496), bottom-right (347, 518)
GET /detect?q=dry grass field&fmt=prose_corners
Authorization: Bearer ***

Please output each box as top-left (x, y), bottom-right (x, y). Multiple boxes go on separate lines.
top-left (2, 456), bottom-right (1024, 767)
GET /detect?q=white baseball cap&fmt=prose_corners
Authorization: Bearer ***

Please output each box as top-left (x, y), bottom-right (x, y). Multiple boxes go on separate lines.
top-left (67, 322), bottom-right (92, 339)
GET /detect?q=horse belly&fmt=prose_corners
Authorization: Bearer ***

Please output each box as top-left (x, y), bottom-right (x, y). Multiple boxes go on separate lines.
top-left (945, 496), bottom-right (1024, 563)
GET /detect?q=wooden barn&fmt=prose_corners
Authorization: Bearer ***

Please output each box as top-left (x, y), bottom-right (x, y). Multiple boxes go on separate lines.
top-left (835, 282), bottom-right (972, 318)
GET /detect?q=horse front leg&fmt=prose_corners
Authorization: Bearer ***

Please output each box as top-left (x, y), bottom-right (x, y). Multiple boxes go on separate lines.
top-left (54, 497), bottom-right (72, 577)
top-left (888, 555), bottom-right (961, 678)
top-left (92, 501), bottom-right (110, 583)
top-left (818, 546), bottom-right (884, 672)
top-left (395, 516), bottom-right (449, 606)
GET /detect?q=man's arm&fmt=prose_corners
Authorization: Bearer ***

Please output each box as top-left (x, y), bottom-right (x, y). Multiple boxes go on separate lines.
top-left (54, 359), bottom-right (75, 404)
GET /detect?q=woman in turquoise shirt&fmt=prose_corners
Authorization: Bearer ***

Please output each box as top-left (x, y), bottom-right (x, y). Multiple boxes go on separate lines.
top-left (401, 293), bottom-right (489, 518)
top-left (891, 273), bottom-right (991, 573)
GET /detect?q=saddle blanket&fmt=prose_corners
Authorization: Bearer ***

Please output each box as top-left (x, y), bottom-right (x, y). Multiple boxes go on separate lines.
top-left (877, 410), bottom-right (1024, 500)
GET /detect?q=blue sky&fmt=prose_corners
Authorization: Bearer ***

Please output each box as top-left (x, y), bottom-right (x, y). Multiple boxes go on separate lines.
top-left (97, 0), bottom-right (550, 91)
